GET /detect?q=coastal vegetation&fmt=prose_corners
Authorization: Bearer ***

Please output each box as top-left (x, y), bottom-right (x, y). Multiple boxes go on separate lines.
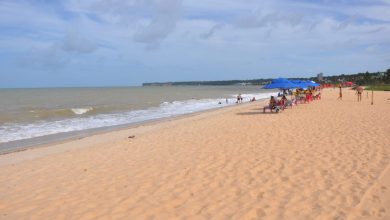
top-left (143, 68), bottom-right (390, 86)
top-left (321, 69), bottom-right (390, 85)
top-left (365, 85), bottom-right (390, 91)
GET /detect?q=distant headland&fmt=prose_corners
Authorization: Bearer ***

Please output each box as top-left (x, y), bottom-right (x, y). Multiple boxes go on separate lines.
top-left (143, 69), bottom-right (389, 86)
top-left (142, 79), bottom-right (273, 86)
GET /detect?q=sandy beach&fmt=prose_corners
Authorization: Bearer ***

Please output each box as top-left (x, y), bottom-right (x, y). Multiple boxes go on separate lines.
top-left (0, 88), bottom-right (389, 220)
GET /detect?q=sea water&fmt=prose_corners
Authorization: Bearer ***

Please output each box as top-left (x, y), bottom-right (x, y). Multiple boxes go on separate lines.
top-left (0, 86), bottom-right (277, 151)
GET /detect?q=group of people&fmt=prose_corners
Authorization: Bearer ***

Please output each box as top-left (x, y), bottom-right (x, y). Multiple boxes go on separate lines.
top-left (263, 83), bottom-right (366, 113)
top-left (337, 84), bottom-right (364, 101)
top-left (265, 87), bottom-right (321, 113)
top-left (266, 95), bottom-right (289, 112)
top-left (293, 87), bottom-right (321, 103)
top-left (235, 94), bottom-right (256, 103)
top-left (218, 94), bottom-right (256, 105)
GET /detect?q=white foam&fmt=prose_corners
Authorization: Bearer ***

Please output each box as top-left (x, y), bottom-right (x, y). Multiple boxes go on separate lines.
top-left (0, 92), bottom-right (277, 143)
top-left (71, 107), bottom-right (93, 115)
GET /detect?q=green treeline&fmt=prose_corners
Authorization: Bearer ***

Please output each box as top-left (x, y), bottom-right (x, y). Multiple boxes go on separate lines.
top-left (318, 69), bottom-right (390, 85)
top-left (143, 79), bottom-right (273, 86)
top-left (142, 69), bottom-right (390, 86)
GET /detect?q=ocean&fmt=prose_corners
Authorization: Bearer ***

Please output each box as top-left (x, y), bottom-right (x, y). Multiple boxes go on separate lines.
top-left (0, 86), bottom-right (277, 152)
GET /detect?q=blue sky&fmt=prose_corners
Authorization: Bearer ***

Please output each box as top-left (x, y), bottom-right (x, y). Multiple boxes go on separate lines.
top-left (1, 0), bottom-right (390, 87)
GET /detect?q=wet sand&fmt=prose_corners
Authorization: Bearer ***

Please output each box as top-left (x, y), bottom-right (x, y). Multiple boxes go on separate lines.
top-left (0, 88), bottom-right (389, 220)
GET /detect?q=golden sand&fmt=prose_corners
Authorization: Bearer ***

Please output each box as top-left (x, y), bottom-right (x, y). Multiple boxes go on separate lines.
top-left (0, 88), bottom-right (389, 220)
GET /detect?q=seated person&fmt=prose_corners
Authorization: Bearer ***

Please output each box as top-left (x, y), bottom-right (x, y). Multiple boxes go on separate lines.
top-left (281, 95), bottom-right (287, 105)
top-left (264, 96), bottom-right (279, 112)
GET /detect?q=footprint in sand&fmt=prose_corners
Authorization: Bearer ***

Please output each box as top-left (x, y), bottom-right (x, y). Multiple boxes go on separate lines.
top-left (256, 208), bottom-right (266, 218)
top-left (361, 210), bottom-right (370, 216)
top-left (371, 207), bottom-right (386, 217)
top-left (244, 208), bottom-right (267, 219)
top-left (372, 194), bottom-right (381, 203)
top-left (378, 208), bottom-right (386, 217)
top-left (333, 211), bottom-right (346, 220)
top-left (257, 192), bottom-right (264, 201)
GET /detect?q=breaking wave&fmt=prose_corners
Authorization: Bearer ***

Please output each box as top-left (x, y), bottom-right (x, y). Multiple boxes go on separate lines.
top-left (0, 92), bottom-right (276, 143)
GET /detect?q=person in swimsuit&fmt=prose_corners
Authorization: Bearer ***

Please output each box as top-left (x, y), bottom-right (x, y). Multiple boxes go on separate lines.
top-left (337, 85), bottom-right (342, 100)
top-left (356, 86), bottom-right (363, 102)
top-left (269, 96), bottom-right (276, 111)
top-left (281, 95), bottom-right (287, 106)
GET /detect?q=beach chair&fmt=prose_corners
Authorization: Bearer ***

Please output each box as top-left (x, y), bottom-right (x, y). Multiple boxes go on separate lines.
top-left (286, 98), bottom-right (296, 108)
top-left (305, 93), bottom-right (311, 102)
top-left (279, 101), bottom-right (285, 111)
top-left (297, 95), bottom-right (306, 104)
top-left (277, 99), bottom-right (292, 110)
top-left (263, 104), bottom-right (281, 113)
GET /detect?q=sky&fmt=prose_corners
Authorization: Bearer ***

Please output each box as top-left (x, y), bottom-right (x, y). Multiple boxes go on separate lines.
top-left (1, 0), bottom-right (390, 88)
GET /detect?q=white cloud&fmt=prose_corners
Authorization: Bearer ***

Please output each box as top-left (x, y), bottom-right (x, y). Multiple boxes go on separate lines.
top-left (1, 0), bottom-right (390, 84)
top-left (65, 0), bottom-right (183, 48)
top-left (133, 0), bottom-right (182, 49)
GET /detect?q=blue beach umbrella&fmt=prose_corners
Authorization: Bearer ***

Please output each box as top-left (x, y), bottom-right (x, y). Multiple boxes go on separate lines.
top-left (263, 78), bottom-right (299, 89)
top-left (290, 80), bottom-right (319, 88)
top-left (290, 80), bottom-right (309, 88)
top-left (306, 80), bottom-right (320, 87)
top-left (264, 78), bottom-right (298, 106)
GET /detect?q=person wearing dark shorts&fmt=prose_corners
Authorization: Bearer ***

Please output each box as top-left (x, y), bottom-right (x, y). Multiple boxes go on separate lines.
top-left (356, 86), bottom-right (363, 102)
top-left (337, 85), bottom-right (342, 100)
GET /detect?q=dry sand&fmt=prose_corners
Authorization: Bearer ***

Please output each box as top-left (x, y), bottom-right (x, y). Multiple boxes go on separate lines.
top-left (0, 88), bottom-right (389, 220)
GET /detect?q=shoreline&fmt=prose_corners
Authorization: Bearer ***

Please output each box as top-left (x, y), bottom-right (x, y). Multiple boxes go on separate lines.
top-left (0, 88), bottom-right (389, 219)
top-left (0, 98), bottom-right (269, 156)
top-left (0, 86), bottom-right (277, 147)
top-left (0, 92), bottom-right (274, 155)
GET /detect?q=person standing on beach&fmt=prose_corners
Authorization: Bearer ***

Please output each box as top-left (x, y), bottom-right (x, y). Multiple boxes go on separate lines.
top-left (337, 85), bottom-right (342, 100)
top-left (237, 94), bottom-right (242, 103)
top-left (356, 86), bottom-right (363, 102)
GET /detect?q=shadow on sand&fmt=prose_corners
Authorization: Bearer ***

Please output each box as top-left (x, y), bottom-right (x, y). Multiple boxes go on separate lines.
top-left (236, 111), bottom-right (279, 115)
